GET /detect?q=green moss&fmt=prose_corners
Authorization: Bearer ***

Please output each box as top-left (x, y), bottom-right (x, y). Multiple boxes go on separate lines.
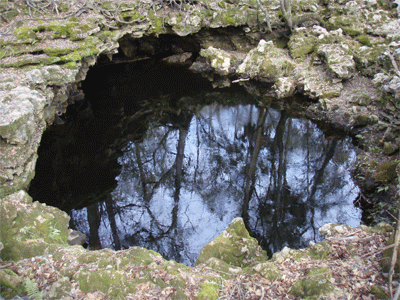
top-left (288, 33), bottom-right (318, 59)
top-left (77, 269), bottom-right (135, 298)
top-left (0, 269), bottom-right (25, 299)
top-left (0, 193), bottom-right (69, 261)
top-left (196, 218), bottom-right (268, 267)
top-left (218, 1), bottom-right (226, 8)
top-left (290, 267), bottom-right (335, 298)
top-left (118, 247), bottom-right (162, 269)
top-left (63, 61), bottom-right (79, 69)
top-left (321, 90), bottom-right (341, 99)
top-left (2, 9), bottom-right (19, 23)
top-left (356, 34), bottom-right (372, 46)
top-left (198, 282), bottom-right (219, 300)
top-left (259, 59), bottom-right (278, 79)
top-left (78, 249), bottom-right (113, 265)
top-left (373, 161), bottom-right (398, 183)
top-left (251, 262), bottom-right (282, 281)
top-left (35, 22), bottom-right (78, 39)
top-left (370, 285), bottom-right (389, 299)
top-left (308, 241), bottom-right (332, 260)
top-left (223, 13), bottom-right (236, 25)
top-left (120, 9), bottom-right (140, 20)
top-left (148, 10), bottom-right (165, 33)
top-left (96, 30), bottom-right (115, 42)
top-left (171, 288), bottom-right (188, 300)
top-left (13, 26), bottom-right (38, 42)
top-left (43, 48), bottom-right (73, 56)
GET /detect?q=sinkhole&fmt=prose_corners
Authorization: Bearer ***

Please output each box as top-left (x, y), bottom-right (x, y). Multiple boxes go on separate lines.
top-left (29, 57), bottom-right (362, 266)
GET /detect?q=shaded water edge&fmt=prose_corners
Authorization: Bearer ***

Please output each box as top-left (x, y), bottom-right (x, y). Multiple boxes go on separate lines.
top-left (29, 59), bottom-right (361, 266)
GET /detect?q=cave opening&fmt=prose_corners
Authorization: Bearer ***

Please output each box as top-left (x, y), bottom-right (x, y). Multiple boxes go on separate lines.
top-left (28, 34), bottom-right (362, 266)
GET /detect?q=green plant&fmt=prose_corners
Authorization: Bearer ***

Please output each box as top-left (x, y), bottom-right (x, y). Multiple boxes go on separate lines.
top-left (377, 185), bottom-right (389, 193)
top-left (24, 278), bottom-right (43, 300)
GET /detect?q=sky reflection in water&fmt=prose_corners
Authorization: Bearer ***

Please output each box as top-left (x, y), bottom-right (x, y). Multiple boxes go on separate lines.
top-left (71, 103), bottom-right (361, 266)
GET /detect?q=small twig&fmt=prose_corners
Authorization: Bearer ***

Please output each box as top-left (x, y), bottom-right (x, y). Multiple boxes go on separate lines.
top-left (361, 243), bottom-right (395, 258)
top-left (232, 78), bottom-right (250, 83)
top-left (389, 207), bottom-right (400, 298)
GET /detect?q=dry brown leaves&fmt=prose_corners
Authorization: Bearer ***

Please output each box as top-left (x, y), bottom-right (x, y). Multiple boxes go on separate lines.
top-left (0, 226), bottom-right (390, 300)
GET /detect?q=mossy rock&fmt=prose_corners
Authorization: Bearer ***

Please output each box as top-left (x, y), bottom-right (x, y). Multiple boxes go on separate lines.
top-left (0, 269), bottom-right (25, 299)
top-left (237, 40), bottom-right (295, 82)
top-left (118, 247), bottom-right (157, 268)
top-left (370, 285), bottom-right (389, 299)
top-left (373, 161), bottom-right (398, 183)
top-left (73, 269), bottom-right (136, 298)
top-left (352, 114), bottom-right (372, 126)
top-left (43, 48), bottom-right (74, 57)
top-left (288, 29), bottom-right (318, 59)
top-left (325, 15), bottom-right (363, 37)
top-left (289, 267), bottom-right (337, 298)
top-left (77, 248), bottom-right (114, 266)
top-left (47, 277), bottom-right (72, 299)
top-left (251, 262), bottom-right (282, 281)
top-left (13, 26), bottom-right (39, 42)
top-left (0, 190), bottom-right (69, 261)
top-left (358, 223), bottom-right (393, 236)
top-left (203, 257), bottom-right (243, 279)
top-left (1, 9), bottom-right (19, 23)
top-left (171, 288), bottom-right (188, 300)
top-left (197, 282), bottom-right (219, 300)
top-left (195, 217), bottom-right (268, 268)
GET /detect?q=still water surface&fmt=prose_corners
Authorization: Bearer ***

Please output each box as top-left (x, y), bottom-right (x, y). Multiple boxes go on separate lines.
top-left (31, 61), bottom-right (361, 266)
top-left (71, 103), bottom-right (360, 266)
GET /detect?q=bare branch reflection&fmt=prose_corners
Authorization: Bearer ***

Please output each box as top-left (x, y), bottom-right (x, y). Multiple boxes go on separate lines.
top-left (70, 102), bottom-right (360, 266)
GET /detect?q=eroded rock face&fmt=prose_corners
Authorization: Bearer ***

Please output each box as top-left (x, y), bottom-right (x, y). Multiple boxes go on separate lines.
top-left (0, 66), bottom-right (79, 198)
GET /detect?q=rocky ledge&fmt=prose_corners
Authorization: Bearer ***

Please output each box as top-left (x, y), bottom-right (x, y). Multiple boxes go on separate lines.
top-left (0, 191), bottom-right (394, 299)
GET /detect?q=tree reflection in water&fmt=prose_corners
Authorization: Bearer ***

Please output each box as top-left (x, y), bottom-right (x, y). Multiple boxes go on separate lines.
top-left (71, 103), bottom-right (361, 266)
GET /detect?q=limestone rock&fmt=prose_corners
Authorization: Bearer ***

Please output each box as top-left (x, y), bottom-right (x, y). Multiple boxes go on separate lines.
top-left (317, 44), bottom-right (356, 79)
top-left (295, 62), bottom-right (343, 99)
top-left (195, 217), bottom-right (268, 267)
top-left (374, 19), bottom-right (400, 40)
top-left (319, 223), bottom-right (351, 237)
top-left (288, 28), bottom-right (318, 59)
top-left (163, 52), bottom-right (193, 65)
top-left (272, 77), bottom-right (296, 99)
top-left (382, 75), bottom-right (400, 100)
top-left (0, 269), bottom-right (25, 299)
top-left (199, 47), bottom-right (240, 76)
top-left (0, 190), bottom-right (70, 261)
top-left (289, 267), bottom-right (344, 298)
top-left (236, 40), bottom-right (295, 82)
top-left (251, 262), bottom-right (282, 281)
top-left (26, 65), bottom-right (79, 86)
top-left (68, 230), bottom-right (87, 246)
top-left (46, 276), bottom-right (73, 300)
top-left (271, 246), bottom-right (292, 263)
